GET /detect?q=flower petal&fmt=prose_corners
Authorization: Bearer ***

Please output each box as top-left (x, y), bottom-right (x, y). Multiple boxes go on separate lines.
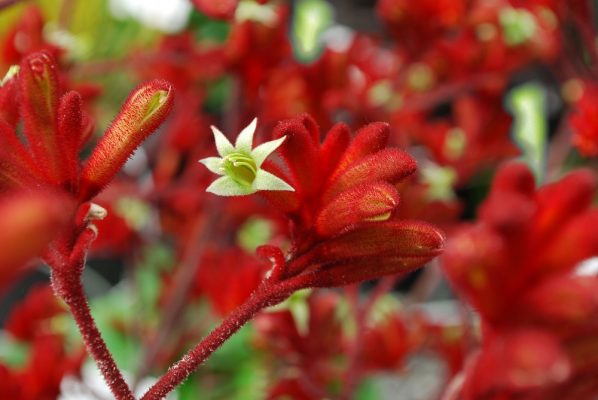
top-left (323, 148), bottom-right (416, 204)
top-left (206, 176), bottom-right (256, 196)
top-left (211, 125), bottom-right (235, 157)
top-left (253, 169), bottom-right (294, 192)
top-left (252, 136), bottom-right (286, 167)
top-left (315, 181), bottom-right (400, 237)
top-left (295, 220), bottom-right (444, 267)
top-left (199, 157), bottom-right (224, 175)
top-left (235, 118), bottom-right (257, 153)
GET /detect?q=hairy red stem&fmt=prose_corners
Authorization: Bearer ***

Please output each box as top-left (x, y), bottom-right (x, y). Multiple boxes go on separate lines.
top-left (49, 232), bottom-right (135, 400)
top-left (141, 274), bottom-right (312, 400)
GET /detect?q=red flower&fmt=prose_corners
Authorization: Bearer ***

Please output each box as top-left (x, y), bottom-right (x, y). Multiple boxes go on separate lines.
top-left (0, 190), bottom-right (71, 289)
top-left (5, 285), bottom-right (65, 341)
top-left (254, 291), bottom-right (347, 399)
top-left (193, 247), bottom-right (268, 316)
top-left (570, 82), bottom-right (598, 157)
top-left (259, 114), bottom-right (444, 288)
top-left (441, 162), bottom-right (598, 399)
top-left (0, 51), bottom-right (173, 270)
top-left (0, 6), bottom-right (63, 69)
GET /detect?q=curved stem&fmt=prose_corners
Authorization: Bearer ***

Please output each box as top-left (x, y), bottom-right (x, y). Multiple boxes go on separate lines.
top-left (141, 275), bottom-right (311, 400)
top-left (49, 231), bottom-right (135, 400)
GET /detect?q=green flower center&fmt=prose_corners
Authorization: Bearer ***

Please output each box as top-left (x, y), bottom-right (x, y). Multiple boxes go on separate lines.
top-left (223, 152), bottom-right (257, 186)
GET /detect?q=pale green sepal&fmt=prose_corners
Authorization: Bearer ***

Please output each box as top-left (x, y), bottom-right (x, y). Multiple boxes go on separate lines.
top-left (253, 169), bottom-right (294, 191)
top-left (211, 125), bottom-right (235, 157)
top-left (206, 176), bottom-right (256, 196)
top-left (251, 136), bottom-right (286, 167)
top-left (0, 65), bottom-right (19, 87)
top-left (235, 117), bottom-right (257, 153)
top-left (199, 157), bottom-right (225, 175)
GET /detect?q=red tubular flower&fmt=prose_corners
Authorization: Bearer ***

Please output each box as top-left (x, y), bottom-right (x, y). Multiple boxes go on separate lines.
top-left (441, 162), bottom-right (598, 399)
top-left (258, 114), bottom-right (444, 288)
top-left (0, 53), bottom-right (174, 399)
top-left (0, 51), bottom-right (173, 261)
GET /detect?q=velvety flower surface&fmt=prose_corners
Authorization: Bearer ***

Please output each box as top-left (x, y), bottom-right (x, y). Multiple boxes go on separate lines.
top-left (257, 114), bottom-right (444, 288)
top-left (0, 50), bottom-right (174, 275)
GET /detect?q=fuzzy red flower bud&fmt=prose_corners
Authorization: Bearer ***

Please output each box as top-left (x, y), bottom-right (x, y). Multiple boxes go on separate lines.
top-left (0, 120), bottom-right (38, 189)
top-left (315, 181), bottom-right (400, 237)
top-left (330, 122), bottom-right (390, 180)
top-left (318, 122), bottom-right (351, 177)
top-left (309, 220), bottom-right (444, 263)
top-left (19, 52), bottom-right (65, 185)
top-left (323, 148), bottom-right (416, 203)
top-left (57, 91), bottom-right (84, 185)
top-left (79, 79), bottom-right (174, 201)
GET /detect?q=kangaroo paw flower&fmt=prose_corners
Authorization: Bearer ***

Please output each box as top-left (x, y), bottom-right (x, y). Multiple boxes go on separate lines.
top-left (200, 118), bottom-right (294, 196)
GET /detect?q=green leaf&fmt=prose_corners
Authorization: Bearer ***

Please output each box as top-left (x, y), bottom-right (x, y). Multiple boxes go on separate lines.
top-left (0, 333), bottom-right (29, 368)
top-left (292, 0), bottom-right (333, 63)
top-left (237, 217), bottom-right (273, 253)
top-left (90, 288), bottom-right (141, 371)
top-left (266, 289), bottom-right (312, 336)
top-left (190, 11), bottom-right (231, 42)
top-left (204, 324), bottom-right (256, 371)
top-left (506, 82), bottom-right (547, 184)
top-left (355, 378), bottom-right (382, 400)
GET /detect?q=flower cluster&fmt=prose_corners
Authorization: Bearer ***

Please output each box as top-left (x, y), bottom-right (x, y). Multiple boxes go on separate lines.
top-left (442, 162), bottom-right (598, 399)
top-left (2, 1), bottom-right (598, 400)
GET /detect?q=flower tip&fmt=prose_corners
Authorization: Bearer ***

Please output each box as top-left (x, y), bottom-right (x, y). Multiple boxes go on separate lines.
top-left (0, 65), bottom-right (19, 86)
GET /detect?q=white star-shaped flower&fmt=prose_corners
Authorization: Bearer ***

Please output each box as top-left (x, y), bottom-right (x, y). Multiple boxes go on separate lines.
top-left (199, 118), bottom-right (294, 196)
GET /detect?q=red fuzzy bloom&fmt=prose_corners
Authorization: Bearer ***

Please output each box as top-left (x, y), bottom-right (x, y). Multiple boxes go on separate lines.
top-left (0, 51), bottom-right (174, 272)
top-left (259, 114), bottom-right (444, 288)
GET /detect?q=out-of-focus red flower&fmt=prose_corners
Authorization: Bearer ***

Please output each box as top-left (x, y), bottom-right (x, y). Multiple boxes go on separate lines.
top-left (377, 0), bottom-right (467, 54)
top-left (360, 311), bottom-right (412, 371)
top-left (136, 33), bottom-right (226, 94)
top-left (5, 285), bottom-right (65, 341)
top-left (9, 334), bottom-right (84, 400)
top-left (193, 247), bottom-right (268, 316)
top-left (395, 93), bottom-right (517, 184)
top-left (0, 6), bottom-right (62, 69)
top-left (0, 191), bottom-right (72, 290)
top-left (0, 284), bottom-right (84, 400)
top-left (225, 4), bottom-right (292, 103)
top-left (254, 291), bottom-right (347, 399)
top-left (441, 162), bottom-right (598, 399)
top-left (570, 82), bottom-right (598, 157)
